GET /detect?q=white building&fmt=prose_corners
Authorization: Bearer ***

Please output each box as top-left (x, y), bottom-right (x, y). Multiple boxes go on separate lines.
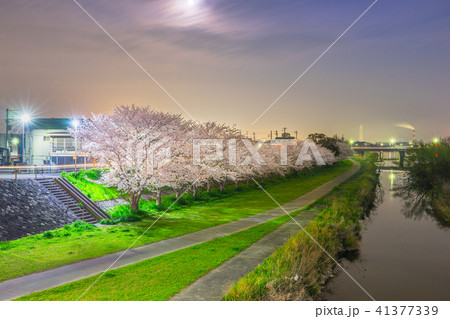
top-left (26, 118), bottom-right (90, 166)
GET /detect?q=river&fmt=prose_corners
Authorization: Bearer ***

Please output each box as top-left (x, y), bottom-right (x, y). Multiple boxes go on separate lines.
top-left (323, 171), bottom-right (450, 301)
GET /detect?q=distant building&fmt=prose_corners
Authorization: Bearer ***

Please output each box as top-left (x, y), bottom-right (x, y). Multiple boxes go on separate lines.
top-left (270, 132), bottom-right (296, 146)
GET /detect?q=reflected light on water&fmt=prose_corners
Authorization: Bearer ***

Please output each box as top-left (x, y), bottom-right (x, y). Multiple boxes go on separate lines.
top-left (389, 171), bottom-right (395, 190)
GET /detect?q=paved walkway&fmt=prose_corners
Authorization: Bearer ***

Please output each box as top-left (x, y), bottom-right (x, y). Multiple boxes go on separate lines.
top-left (171, 210), bottom-right (321, 301)
top-left (0, 160), bottom-right (359, 300)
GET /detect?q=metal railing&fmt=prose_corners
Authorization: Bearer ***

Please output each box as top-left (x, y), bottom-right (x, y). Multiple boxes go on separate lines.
top-left (0, 163), bottom-right (105, 179)
top-left (55, 177), bottom-right (111, 221)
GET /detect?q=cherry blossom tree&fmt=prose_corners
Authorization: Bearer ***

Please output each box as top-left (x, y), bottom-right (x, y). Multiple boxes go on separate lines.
top-left (75, 105), bottom-right (186, 211)
top-left (73, 105), bottom-right (349, 211)
top-left (192, 121), bottom-right (240, 192)
top-left (336, 141), bottom-right (355, 159)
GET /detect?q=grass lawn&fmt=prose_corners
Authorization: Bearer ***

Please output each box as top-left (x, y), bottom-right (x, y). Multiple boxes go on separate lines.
top-left (0, 161), bottom-right (352, 283)
top-left (16, 211), bottom-right (303, 301)
top-left (62, 169), bottom-right (121, 201)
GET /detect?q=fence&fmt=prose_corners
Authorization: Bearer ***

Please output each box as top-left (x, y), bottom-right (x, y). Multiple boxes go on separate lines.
top-left (0, 163), bottom-right (104, 180)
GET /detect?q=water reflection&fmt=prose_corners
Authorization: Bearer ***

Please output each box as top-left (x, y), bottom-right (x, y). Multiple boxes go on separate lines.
top-left (391, 170), bottom-right (448, 227)
top-left (322, 171), bottom-right (450, 301)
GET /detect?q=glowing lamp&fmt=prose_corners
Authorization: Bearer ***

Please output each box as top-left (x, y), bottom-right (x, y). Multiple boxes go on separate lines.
top-left (11, 137), bottom-right (20, 145)
top-left (20, 113), bottom-right (31, 123)
top-left (71, 119), bottom-right (80, 129)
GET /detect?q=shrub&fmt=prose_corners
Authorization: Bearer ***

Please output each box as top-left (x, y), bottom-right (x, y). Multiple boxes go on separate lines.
top-left (100, 205), bottom-right (148, 224)
top-left (85, 169), bottom-right (103, 181)
top-left (43, 231), bottom-right (54, 239)
top-left (71, 221), bottom-right (97, 232)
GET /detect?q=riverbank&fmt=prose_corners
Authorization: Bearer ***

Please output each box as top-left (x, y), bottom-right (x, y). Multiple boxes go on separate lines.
top-left (0, 161), bottom-right (352, 283)
top-left (2, 161), bottom-right (359, 300)
top-left (223, 159), bottom-right (378, 300)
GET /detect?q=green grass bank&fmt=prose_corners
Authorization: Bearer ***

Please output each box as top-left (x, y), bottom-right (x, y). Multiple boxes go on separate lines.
top-left (223, 159), bottom-right (378, 301)
top-left (0, 161), bottom-right (351, 283)
top-left (17, 211), bottom-right (305, 301)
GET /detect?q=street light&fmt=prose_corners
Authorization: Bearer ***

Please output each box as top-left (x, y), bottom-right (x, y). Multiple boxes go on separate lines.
top-left (390, 138), bottom-right (396, 145)
top-left (71, 119), bottom-right (80, 129)
top-left (20, 113), bottom-right (31, 163)
top-left (433, 138), bottom-right (439, 144)
top-left (71, 119), bottom-right (80, 174)
top-left (11, 137), bottom-right (19, 146)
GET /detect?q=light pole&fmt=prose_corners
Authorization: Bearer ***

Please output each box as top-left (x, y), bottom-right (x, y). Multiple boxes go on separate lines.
top-left (20, 113), bottom-right (31, 164)
top-left (71, 119), bottom-right (80, 174)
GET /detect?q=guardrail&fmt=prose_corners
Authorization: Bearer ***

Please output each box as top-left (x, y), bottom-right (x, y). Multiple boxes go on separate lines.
top-left (0, 164), bottom-right (105, 179)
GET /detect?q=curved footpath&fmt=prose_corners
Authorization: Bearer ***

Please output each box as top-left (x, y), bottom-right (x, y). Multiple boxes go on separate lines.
top-left (172, 161), bottom-right (361, 301)
top-left (0, 160), bottom-right (360, 301)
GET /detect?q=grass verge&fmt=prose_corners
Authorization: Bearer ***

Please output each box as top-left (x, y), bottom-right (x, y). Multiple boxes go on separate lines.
top-left (16, 211), bottom-right (304, 301)
top-left (62, 170), bottom-right (120, 201)
top-left (223, 159), bottom-right (378, 300)
top-left (0, 161), bottom-right (352, 283)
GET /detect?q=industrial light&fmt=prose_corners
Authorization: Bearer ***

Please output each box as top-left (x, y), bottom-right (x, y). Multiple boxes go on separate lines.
top-left (11, 137), bottom-right (19, 145)
top-left (349, 140), bottom-right (354, 145)
top-left (390, 138), bottom-right (396, 144)
top-left (433, 138), bottom-right (439, 144)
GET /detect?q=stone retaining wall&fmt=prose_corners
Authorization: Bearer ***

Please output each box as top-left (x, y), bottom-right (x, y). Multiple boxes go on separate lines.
top-left (0, 180), bottom-right (77, 241)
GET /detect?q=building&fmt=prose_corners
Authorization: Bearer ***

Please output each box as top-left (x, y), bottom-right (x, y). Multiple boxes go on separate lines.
top-left (2, 112), bottom-right (90, 166)
top-left (27, 118), bottom-right (89, 166)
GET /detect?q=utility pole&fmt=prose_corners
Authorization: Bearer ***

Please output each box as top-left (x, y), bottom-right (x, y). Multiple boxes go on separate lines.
top-left (275, 130), bottom-right (278, 138)
top-left (74, 128), bottom-right (78, 174)
top-left (270, 130), bottom-right (273, 140)
top-left (253, 132), bottom-right (256, 141)
top-left (294, 130), bottom-right (298, 139)
top-left (5, 108), bottom-right (9, 164)
top-left (22, 120), bottom-right (25, 163)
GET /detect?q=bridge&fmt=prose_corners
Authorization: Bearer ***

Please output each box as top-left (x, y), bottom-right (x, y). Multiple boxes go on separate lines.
top-left (351, 146), bottom-right (414, 167)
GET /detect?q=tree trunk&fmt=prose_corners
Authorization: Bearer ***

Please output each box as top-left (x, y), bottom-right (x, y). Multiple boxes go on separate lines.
top-left (175, 189), bottom-right (181, 200)
top-left (235, 180), bottom-right (239, 188)
top-left (246, 179), bottom-right (250, 186)
top-left (192, 185), bottom-right (198, 197)
top-left (261, 177), bottom-right (265, 183)
top-left (130, 193), bottom-right (141, 211)
top-left (206, 181), bottom-right (211, 193)
top-left (219, 183), bottom-right (224, 192)
top-left (156, 189), bottom-right (162, 206)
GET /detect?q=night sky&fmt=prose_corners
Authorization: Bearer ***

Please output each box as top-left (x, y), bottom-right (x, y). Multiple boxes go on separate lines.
top-left (1, 0), bottom-right (449, 142)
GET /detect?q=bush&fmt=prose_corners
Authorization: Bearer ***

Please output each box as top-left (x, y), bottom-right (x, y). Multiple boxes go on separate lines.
top-left (71, 221), bottom-right (97, 231)
top-left (43, 231), bottom-right (54, 239)
top-left (100, 205), bottom-right (148, 224)
top-left (85, 169), bottom-right (103, 181)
